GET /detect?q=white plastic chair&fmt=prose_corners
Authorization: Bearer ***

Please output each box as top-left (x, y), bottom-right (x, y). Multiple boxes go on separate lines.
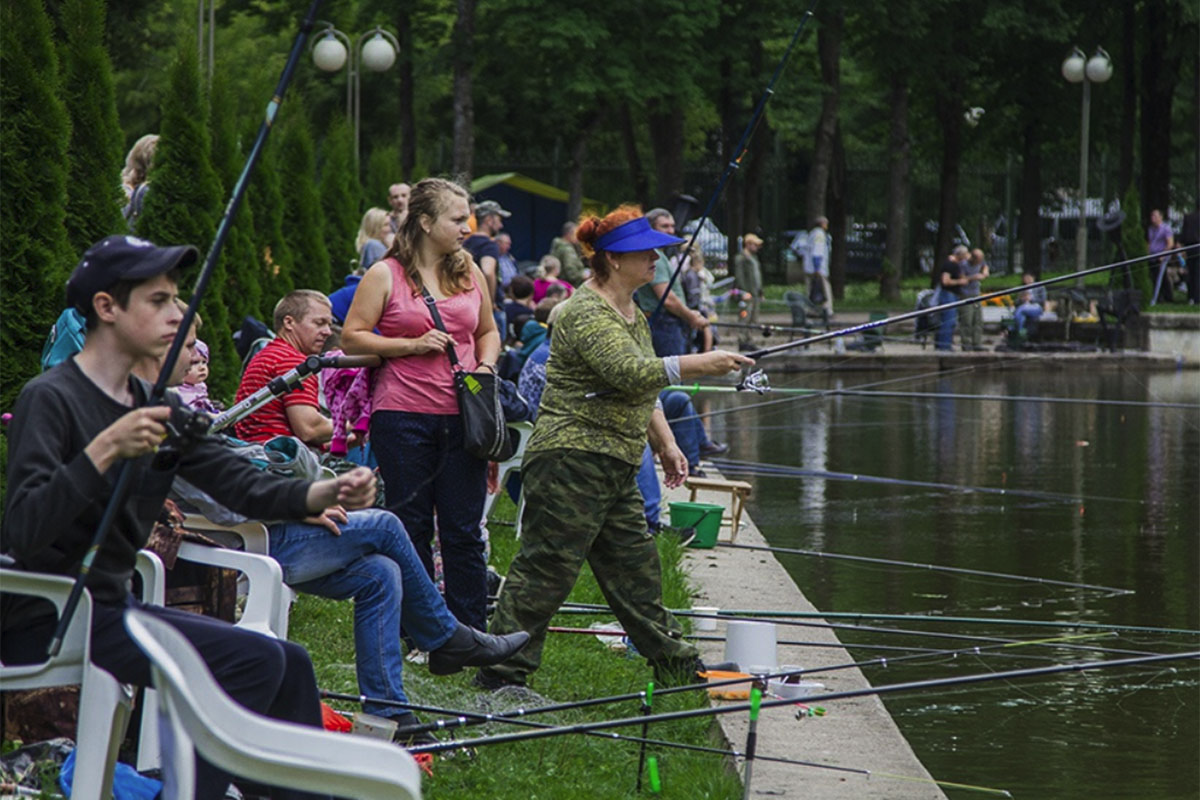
top-left (483, 421), bottom-right (533, 539)
top-left (135, 535), bottom-right (291, 773)
top-left (123, 608), bottom-right (421, 800)
top-left (0, 569), bottom-right (133, 800)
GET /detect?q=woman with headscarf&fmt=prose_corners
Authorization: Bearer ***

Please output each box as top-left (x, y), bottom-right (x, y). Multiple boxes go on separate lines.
top-left (477, 205), bottom-right (753, 689)
top-left (342, 178), bottom-right (502, 630)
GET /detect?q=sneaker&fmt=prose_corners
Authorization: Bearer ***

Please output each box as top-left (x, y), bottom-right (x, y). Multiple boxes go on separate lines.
top-left (700, 440), bottom-right (729, 457)
top-left (473, 668), bottom-right (526, 692)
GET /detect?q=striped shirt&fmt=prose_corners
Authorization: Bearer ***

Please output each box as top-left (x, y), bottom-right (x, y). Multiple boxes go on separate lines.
top-left (234, 338), bottom-right (318, 442)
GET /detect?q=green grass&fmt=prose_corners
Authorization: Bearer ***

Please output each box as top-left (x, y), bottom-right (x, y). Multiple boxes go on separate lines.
top-left (288, 494), bottom-right (742, 799)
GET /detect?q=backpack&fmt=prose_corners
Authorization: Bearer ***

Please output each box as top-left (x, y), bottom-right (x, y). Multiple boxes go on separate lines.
top-left (40, 308), bottom-right (87, 372)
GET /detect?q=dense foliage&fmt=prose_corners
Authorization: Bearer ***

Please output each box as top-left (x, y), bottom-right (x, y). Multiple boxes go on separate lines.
top-left (0, 0), bottom-right (75, 410)
top-left (1, 0), bottom-right (1196, 405)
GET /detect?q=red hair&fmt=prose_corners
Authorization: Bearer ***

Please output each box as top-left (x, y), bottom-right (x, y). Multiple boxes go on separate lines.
top-left (575, 204), bottom-right (644, 282)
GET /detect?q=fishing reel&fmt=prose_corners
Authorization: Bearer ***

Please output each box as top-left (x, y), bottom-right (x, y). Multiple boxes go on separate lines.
top-left (152, 402), bottom-right (214, 471)
top-left (735, 369), bottom-right (771, 395)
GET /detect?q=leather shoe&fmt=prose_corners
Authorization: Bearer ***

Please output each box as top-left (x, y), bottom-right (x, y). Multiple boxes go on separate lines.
top-left (428, 623), bottom-right (530, 676)
top-left (700, 440), bottom-right (728, 456)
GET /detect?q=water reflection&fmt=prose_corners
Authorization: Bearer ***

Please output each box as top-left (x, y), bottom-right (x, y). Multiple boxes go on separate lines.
top-left (702, 366), bottom-right (1199, 800)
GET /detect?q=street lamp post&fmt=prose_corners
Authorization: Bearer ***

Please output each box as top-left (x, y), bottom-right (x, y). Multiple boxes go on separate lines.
top-left (312, 24), bottom-right (399, 178)
top-left (1061, 46), bottom-right (1113, 282)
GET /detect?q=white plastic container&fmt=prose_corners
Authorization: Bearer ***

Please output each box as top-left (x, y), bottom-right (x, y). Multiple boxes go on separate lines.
top-left (723, 620), bottom-right (777, 671)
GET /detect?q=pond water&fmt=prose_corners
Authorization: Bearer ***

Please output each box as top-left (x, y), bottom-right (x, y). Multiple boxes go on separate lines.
top-left (696, 364), bottom-right (1199, 799)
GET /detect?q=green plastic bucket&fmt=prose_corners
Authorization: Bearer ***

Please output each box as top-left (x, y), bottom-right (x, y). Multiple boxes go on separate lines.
top-left (668, 501), bottom-right (725, 549)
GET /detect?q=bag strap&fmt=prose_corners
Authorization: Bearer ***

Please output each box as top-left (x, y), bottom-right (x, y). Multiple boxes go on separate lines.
top-left (420, 286), bottom-right (461, 370)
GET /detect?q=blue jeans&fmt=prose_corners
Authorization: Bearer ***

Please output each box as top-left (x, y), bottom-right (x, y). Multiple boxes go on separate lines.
top-left (370, 410), bottom-right (490, 630)
top-left (660, 390), bottom-right (705, 469)
top-left (934, 288), bottom-right (959, 351)
top-left (1015, 303), bottom-right (1043, 332)
top-left (269, 508), bottom-right (457, 717)
top-left (636, 445), bottom-right (662, 526)
top-left (649, 313), bottom-right (687, 357)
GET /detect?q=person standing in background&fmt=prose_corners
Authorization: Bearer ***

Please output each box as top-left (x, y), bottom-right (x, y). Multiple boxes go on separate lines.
top-left (807, 216), bottom-right (833, 317)
top-left (550, 221), bottom-right (587, 286)
top-left (1179, 209), bottom-right (1199, 306)
top-left (1147, 209), bottom-right (1175, 304)
top-left (959, 249), bottom-right (990, 351)
top-left (733, 233), bottom-right (764, 349)
top-left (387, 183), bottom-right (410, 236)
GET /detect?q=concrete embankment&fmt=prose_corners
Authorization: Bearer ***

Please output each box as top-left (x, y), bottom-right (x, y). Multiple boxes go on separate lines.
top-left (666, 480), bottom-right (948, 799)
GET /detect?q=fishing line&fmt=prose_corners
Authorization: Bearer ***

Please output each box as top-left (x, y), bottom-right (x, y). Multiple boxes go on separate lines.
top-left (706, 456), bottom-right (1136, 506)
top-left (673, 383), bottom-right (1199, 411)
top-left (405, 652), bottom-right (1199, 754)
top-left (715, 541), bottom-right (1132, 595)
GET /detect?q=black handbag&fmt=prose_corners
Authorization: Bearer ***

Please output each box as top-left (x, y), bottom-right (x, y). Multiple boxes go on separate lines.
top-left (421, 287), bottom-right (515, 461)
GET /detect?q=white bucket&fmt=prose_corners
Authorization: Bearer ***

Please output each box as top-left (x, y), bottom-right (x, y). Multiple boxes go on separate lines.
top-left (723, 620), bottom-right (777, 671)
top-left (693, 606), bottom-right (719, 632)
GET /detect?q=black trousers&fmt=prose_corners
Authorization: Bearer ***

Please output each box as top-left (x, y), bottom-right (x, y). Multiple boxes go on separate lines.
top-left (2, 596), bottom-right (330, 800)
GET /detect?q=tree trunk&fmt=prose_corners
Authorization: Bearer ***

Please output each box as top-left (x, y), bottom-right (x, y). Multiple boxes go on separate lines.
top-left (451, 0), bottom-right (475, 181)
top-left (804, 6), bottom-right (843, 226)
top-left (881, 72), bottom-right (909, 301)
top-left (397, 4), bottom-right (416, 180)
top-left (1020, 122), bottom-right (1042, 278)
top-left (620, 106), bottom-right (650, 208)
top-left (1117, 1), bottom-right (1136, 197)
top-left (933, 81), bottom-right (963, 285)
top-left (828, 124), bottom-right (847, 301)
top-left (566, 113), bottom-right (600, 222)
top-left (741, 121), bottom-right (769, 235)
top-left (1138, 1), bottom-right (1183, 220)
top-left (648, 100), bottom-right (684, 206)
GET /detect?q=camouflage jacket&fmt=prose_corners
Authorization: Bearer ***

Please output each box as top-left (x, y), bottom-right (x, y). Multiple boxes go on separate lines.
top-left (528, 285), bottom-right (668, 466)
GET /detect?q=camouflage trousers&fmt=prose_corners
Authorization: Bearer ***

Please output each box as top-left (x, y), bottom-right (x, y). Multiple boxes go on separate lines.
top-left (486, 448), bottom-right (697, 683)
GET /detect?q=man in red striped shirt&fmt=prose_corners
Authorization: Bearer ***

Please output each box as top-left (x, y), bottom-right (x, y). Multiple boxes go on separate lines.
top-left (235, 290), bottom-right (334, 445)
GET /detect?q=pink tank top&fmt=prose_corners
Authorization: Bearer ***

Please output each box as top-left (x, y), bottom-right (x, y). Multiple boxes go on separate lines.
top-left (371, 258), bottom-right (482, 415)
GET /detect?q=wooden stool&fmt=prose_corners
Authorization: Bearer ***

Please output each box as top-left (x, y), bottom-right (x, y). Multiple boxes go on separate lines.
top-left (683, 477), bottom-right (753, 541)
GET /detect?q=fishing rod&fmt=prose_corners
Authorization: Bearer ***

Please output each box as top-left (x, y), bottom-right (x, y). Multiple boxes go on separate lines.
top-left (210, 352), bottom-right (380, 431)
top-left (706, 456), bottom-right (1134, 506)
top-left (715, 541), bottom-right (1133, 595)
top-left (328, 631), bottom-right (1125, 735)
top-left (633, 606), bottom-right (1200, 637)
top-left (46, 0), bottom-right (325, 657)
top-left (549, 612), bottom-right (1152, 657)
top-left (407, 651), bottom-right (1198, 754)
top-left (547, 625), bottom-right (1067, 660)
top-left (322, 691), bottom-right (1012, 796)
top-left (651, 1), bottom-right (820, 320)
top-left (745, 246), bottom-right (1199, 359)
top-left (669, 383), bottom-right (1198, 410)
top-left (710, 319), bottom-right (923, 348)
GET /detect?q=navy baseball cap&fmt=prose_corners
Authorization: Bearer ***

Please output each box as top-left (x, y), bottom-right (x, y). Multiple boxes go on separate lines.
top-left (67, 235), bottom-right (198, 314)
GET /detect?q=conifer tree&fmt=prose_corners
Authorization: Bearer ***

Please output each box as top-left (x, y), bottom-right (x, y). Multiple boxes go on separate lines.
top-left (137, 42), bottom-right (234, 398)
top-left (0, 0), bottom-right (75, 410)
top-left (58, 0), bottom-right (124, 253)
top-left (278, 108), bottom-right (332, 293)
top-left (248, 122), bottom-right (295, 316)
top-left (210, 76), bottom-right (263, 338)
top-left (320, 115), bottom-right (363, 288)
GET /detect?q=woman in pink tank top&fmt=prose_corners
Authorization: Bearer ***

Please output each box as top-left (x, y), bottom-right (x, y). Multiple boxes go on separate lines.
top-left (342, 178), bottom-right (502, 630)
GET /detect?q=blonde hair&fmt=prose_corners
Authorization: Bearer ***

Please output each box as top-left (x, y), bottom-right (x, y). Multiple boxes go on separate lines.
top-left (537, 254), bottom-right (561, 279)
top-left (386, 177), bottom-right (474, 296)
top-left (356, 207), bottom-right (390, 252)
top-left (121, 134), bottom-right (159, 189)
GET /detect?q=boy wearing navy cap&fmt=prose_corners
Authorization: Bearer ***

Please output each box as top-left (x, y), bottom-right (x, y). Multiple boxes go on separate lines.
top-left (1, 235), bottom-right (376, 800)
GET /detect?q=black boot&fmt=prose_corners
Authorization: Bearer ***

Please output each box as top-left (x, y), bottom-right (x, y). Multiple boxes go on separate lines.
top-left (428, 623), bottom-right (530, 676)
